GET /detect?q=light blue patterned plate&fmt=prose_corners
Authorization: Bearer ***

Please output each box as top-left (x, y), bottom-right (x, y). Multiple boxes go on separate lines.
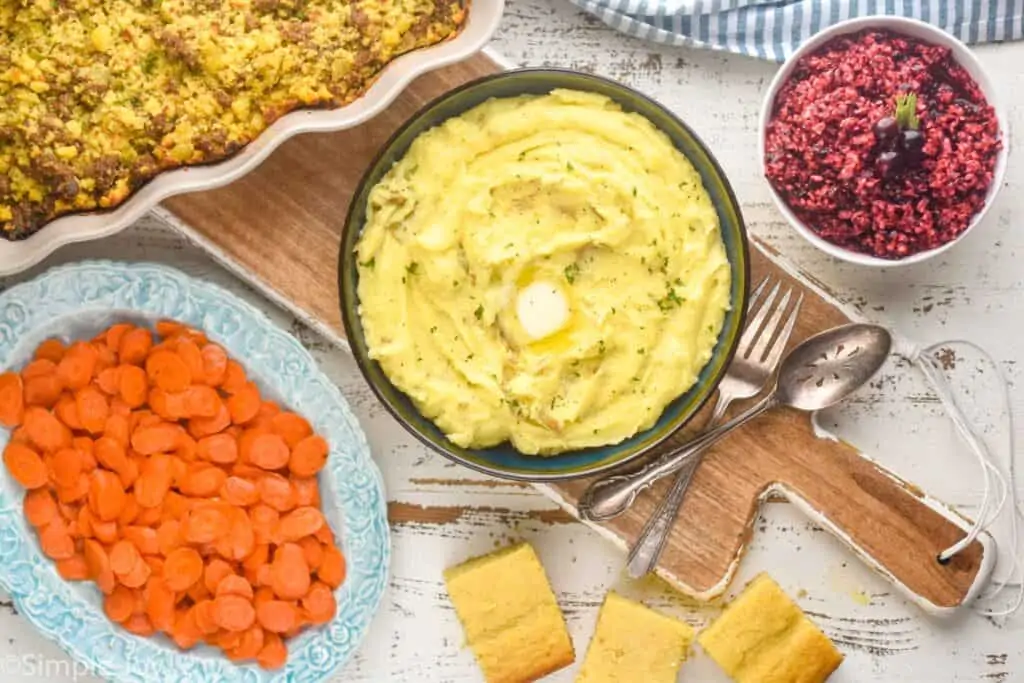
top-left (0, 261), bottom-right (389, 683)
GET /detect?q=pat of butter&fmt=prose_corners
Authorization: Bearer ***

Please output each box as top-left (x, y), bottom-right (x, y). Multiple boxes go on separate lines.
top-left (516, 281), bottom-right (569, 340)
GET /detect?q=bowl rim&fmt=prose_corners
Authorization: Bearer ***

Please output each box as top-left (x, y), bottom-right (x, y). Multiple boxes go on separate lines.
top-left (757, 15), bottom-right (1010, 267)
top-left (339, 67), bottom-right (750, 481)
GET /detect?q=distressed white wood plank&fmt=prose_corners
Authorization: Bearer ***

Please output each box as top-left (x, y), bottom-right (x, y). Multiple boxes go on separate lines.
top-left (0, 2), bottom-right (1022, 680)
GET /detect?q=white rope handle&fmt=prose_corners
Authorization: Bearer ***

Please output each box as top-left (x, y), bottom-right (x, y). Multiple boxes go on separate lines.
top-left (892, 335), bottom-right (1022, 619)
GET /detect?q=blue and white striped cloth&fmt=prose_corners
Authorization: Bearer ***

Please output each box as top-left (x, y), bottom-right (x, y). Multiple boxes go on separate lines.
top-left (569, 0), bottom-right (1024, 61)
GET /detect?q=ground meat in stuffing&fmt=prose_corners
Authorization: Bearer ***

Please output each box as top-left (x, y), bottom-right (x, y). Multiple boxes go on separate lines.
top-left (763, 29), bottom-right (1001, 259)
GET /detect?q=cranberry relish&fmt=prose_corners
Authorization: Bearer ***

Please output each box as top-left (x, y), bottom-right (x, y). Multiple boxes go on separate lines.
top-left (764, 30), bottom-right (1001, 259)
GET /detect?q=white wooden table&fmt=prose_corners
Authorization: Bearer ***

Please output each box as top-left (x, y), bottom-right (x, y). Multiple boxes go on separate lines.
top-left (1, 2), bottom-right (1022, 680)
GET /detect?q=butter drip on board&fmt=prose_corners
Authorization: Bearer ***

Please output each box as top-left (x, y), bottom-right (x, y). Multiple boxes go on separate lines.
top-left (356, 89), bottom-right (731, 455)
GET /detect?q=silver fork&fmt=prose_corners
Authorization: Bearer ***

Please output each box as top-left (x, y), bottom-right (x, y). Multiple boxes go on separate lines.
top-left (624, 278), bottom-right (803, 577)
top-left (578, 278), bottom-right (804, 521)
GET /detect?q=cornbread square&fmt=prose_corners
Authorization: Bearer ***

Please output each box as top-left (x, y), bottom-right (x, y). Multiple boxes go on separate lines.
top-left (698, 573), bottom-right (843, 683)
top-left (576, 592), bottom-right (694, 683)
top-left (444, 543), bottom-right (574, 683)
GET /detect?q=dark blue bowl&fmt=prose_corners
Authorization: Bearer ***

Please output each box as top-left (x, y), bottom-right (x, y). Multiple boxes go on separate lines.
top-left (339, 69), bottom-right (749, 481)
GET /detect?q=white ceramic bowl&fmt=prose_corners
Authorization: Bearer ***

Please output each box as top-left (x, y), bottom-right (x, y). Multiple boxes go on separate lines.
top-left (0, 1), bottom-right (504, 276)
top-left (758, 16), bottom-right (1009, 267)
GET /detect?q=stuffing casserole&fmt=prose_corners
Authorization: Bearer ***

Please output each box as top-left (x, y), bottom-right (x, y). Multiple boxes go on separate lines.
top-left (0, 0), bottom-right (466, 238)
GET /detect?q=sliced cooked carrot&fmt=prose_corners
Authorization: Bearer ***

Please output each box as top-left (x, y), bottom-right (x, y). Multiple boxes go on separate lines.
top-left (291, 477), bottom-right (320, 508)
top-left (155, 519), bottom-right (182, 556)
top-left (123, 613), bottom-right (155, 636)
top-left (249, 401), bottom-right (281, 430)
top-left (94, 436), bottom-right (128, 473)
top-left (39, 519), bottom-right (76, 560)
top-left (119, 557), bottom-right (152, 588)
top-left (217, 627), bottom-right (243, 651)
top-left (94, 341), bottom-right (117, 373)
top-left (117, 495), bottom-right (140, 527)
top-left (156, 320), bottom-right (187, 338)
top-left (92, 519), bottom-right (118, 544)
top-left (289, 435), bottom-right (328, 478)
top-left (118, 364), bottom-right (148, 409)
top-left (23, 373), bottom-right (63, 409)
top-left (215, 506), bottom-right (255, 562)
top-left (185, 599), bottom-right (214, 636)
top-left (117, 456), bottom-right (140, 490)
top-left (256, 564), bottom-right (272, 587)
top-left (54, 392), bottom-right (83, 430)
top-left (276, 507), bottom-right (326, 543)
top-left (270, 543), bottom-right (310, 600)
top-left (176, 433), bottom-right (198, 462)
top-left (182, 504), bottom-right (230, 544)
top-left (298, 537), bottom-right (324, 571)
top-left (188, 400), bottom-right (230, 439)
top-left (23, 358), bottom-right (57, 380)
top-left (255, 599), bottom-right (299, 633)
top-left (146, 350), bottom-right (192, 393)
top-left (200, 344), bottom-right (228, 386)
top-left (104, 413), bottom-right (130, 446)
top-left (318, 545), bottom-right (346, 589)
top-left (258, 473), bottom-right (296, 512)
top-left (250, 505), bottom-right (280, 545)
top-left (123, 526), bottom-right (159, 556)
top-left (51, 448), bottom-right (83, 488)
top-left (227, 382), bottom-right (261, 425)
top-left (202, 558), bottom-right (234, 595)
top-left (230, 624), bottom-right (265, 662)
top-left (216, 574), bottom-right (255, 600)
top-left (162, 491), bottom-right (192, 519)
top-left (110, 539), bottom-right (141, 576)
top-left (212, 594), bottom-right (256, 632)
top-left (270, 412), bottom-right (312, 449)
top-left (89, 469), bottom-right (126, 522)
top-left (55, 473), bottom-right (89, 504)
top-left (35, 338), bottom-right (67, 363)
top-left (96, 367), bottom-right (121, 396)
top-left (149, 387), bottom-right (188, 421)
top-left (4, 441), bottom-right (48, 489)
top-left (105, 585), bottom-right (135, 623)
top-left (145, 577), bottom-right (177, 632)
top-left (23, 406), bottom-right (72, 453)
top-left (248, 433), bottom-right (289, 471)
top-left (24, 488), bottom-right (59, 527)
top-left (105, 323), bottom-right (133, 352)
top-left (220, 476), bottom-right (260, 507)
top-left (131, 422), bottom-right (184, 455)
top-left (301, 581), bottom-right (336, 625)
top-left (118, 328), bottom-right (153, 366)
top-left (171, 606), bottom-right (202, 649)
top-left (197, 433), bottom-right (238, 465)
top-left (0, 372), bottom-right (24, 427)
top-left (83, 538), bottom-right (116, 594)
top-left (135, 456), bottom-right (174, 509)
top-left (187, 579), bottom-right (212, 604)
top-left (135, 504), bottom-right (163, 528)
top-left (73, 435), bottom-right (96, 466)
top-left (221, 360), bottom-right (248, 395)
top-left (164, 547), bottom-right (204, 591)
top-left (257, 632), bottom-right (288, 670)
top-left (242, 544), bottom-right (270, 585)
top-left (74, 385), bottom-right (109, 434)
top-left (175, 337), bottom-right (205, 379)
top-left (77, 504), bottom-right (94, 538)
top-left (56, 552), bottom-right (89, 581)
top-left (56, 341), bottom-right (99, 390)
top-left (179, 464), bottom-right (227, 497)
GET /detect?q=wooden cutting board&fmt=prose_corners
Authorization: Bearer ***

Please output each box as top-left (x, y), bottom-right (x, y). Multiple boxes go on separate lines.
top-left (163, 51), bottom-right (991, 614)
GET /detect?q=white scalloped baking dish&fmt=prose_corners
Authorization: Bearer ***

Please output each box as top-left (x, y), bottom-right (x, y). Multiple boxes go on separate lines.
top-left (0, 1), bottom-right (504, 276)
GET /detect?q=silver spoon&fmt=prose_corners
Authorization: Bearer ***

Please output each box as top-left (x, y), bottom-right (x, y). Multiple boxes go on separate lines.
top-left (578, 323), bottom-right (892, 523)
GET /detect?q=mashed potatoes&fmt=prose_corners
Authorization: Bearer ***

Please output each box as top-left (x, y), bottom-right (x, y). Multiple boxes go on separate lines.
top-left (356, 89), bottom-right (731, 455)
